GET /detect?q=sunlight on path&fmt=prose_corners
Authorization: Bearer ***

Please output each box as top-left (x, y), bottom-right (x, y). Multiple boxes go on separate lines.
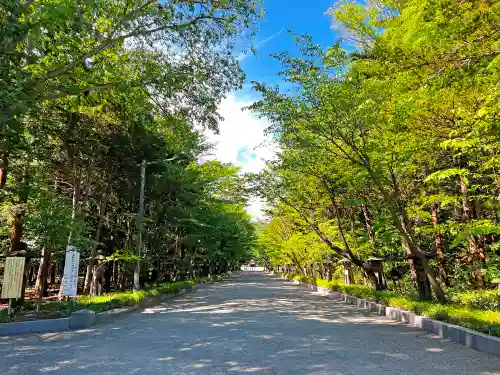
top-left (0, 273), bottom-right (498, 374)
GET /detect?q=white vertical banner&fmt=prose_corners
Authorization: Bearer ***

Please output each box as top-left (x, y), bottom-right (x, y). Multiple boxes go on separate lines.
top-left (1, 257), bottom-right (26, 299)
top-left (61, 247), bottom-right (80, 297)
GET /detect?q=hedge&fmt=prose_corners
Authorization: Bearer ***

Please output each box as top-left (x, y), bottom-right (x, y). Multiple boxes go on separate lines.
top-left (448, 289), bottom-right (500, 311)
top-left (0, 275), bottom-right (225, 323)
top-left (285, 274), bottom-right (500, 337)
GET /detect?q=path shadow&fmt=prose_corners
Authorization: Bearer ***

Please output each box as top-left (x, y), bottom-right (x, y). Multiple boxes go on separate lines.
top-left (0, 273), bottom-right (498, 375)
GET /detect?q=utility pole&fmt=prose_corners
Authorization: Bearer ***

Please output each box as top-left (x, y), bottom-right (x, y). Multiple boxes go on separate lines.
top-left (134, 154), bottom-right (186, 291)
top-left (134, 159), bottom-right (146, 291)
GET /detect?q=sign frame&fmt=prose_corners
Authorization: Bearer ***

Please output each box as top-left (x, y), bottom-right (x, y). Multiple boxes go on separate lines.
top-left (1, 257), bottom-right (26, 300)
top-left (61, 247), bottom-right (80, 297)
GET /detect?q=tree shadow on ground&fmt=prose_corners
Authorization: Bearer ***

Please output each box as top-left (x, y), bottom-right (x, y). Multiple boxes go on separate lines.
top-left (0, 273), bottom-right (499, 374)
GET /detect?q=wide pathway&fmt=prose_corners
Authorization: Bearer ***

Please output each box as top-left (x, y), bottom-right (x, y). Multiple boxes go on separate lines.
top-left (0, 273), bottom-right (499, 374)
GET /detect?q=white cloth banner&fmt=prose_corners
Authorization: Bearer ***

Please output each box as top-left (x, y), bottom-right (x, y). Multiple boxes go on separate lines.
top-left (61, 248), bottom-right (80, 297)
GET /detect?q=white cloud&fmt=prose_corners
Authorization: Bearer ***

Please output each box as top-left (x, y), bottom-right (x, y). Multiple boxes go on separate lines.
top-left (203, 93), bottom-right (277, 220)
top-left (204, 93), bottom-right (276, 173)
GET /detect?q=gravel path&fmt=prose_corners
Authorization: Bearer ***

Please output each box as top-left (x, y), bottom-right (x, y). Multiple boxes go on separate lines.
top-left (0, 272), bottom-right (499, 374)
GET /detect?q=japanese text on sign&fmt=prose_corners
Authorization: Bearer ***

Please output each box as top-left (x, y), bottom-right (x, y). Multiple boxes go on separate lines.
top-left (61, 248), bottom-right (80, 297)
top-left (1, 257), bottom-right (25, 299)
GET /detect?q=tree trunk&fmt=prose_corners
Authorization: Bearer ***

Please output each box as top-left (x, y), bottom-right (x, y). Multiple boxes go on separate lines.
top-left (18, 258), bottom-right (31, 303)
top-left (390, 208), bottom-right (446, 302)
top-left (288, 252), bottom-right (306, 276)
top-left (403, 240), bottom-right (431, 298)
top-left (67, 170), bottom-right (81, 246)
top-left (83, 190), bottom-right (108, 294)
top-left (10, 209), bottom-right (23, 252)
top-left (460, 177), bottom-right (486, 287)
top-left (35, 248), bottom-right (51, 299)
top-left (362, 205), bottom-right (377, 249)
top-left (466, 234), bottom-right (486, 287)
top-left (49, 263), bottom-right (57, 284)
top-left (431, 203), bottom-right (448, 286)
top-left (354, 160), bottom-right (446, 301)
top-left (28, 263), bottom-right (35, 285)
top-left (0, 153), bottom-right (8, 188)
top-left (408, 257), bottom-right (418, 284)
top-left (10, 163), bottom-right (30, 253)
top-left (327, 267), bottom-right (332, 281)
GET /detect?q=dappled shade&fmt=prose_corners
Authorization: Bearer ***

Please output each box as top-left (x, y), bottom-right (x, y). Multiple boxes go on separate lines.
top-left (0, 273), bottom-right (498, 374)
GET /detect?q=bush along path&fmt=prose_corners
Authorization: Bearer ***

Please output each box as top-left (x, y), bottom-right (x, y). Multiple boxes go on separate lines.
top-left (281, 274), bottom-right (500, 338)
top-left (0, 275), bottom-right (226, 325)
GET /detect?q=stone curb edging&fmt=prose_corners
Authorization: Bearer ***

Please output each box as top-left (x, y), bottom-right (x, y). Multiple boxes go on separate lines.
top-left (280, 276), bottom-right (500, 358)
top-left (0, 277), bottom-right (227, 336)
top-left (0, 317), bottom-right (72, 335)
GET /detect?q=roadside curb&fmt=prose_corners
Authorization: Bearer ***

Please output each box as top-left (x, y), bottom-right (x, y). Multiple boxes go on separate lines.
top-left (280, 275), bottom-right (500, 358)
top-left (0, 276), bottom-right (228, 336)
top-left (0, 317), bottom-right (72, 335)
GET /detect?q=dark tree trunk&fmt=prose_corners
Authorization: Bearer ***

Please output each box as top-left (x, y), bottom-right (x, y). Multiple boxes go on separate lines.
top-left (104, 262), bottom-right (113, 290)
top-left (84, 191), bottom-right (108, 294)
top-left (0, 154), bottom-right (8, 188)
top-left (28, 263), bottom-right (35, 285)
top-left (431, 203), bottom-right (448, 286)
top-left (362, 205), bottom-right (377, 249)
top-left (18, 258), bottom-right (31, 303)
top-left (404, 243), bottom-right (431, 299)
top-left (460, 178), bottom-right (486, 287)
top-left (35, 248), bottom-right (51, 298)
top-left (10, 210), bottom-right (23, 252)
top-left (49, 263), bottom-right (57, 284)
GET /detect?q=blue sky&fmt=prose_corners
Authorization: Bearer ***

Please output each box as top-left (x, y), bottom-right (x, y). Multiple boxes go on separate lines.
top-left (240, 0), bottom-right (338, 92)
top-left (205, 1), bottom-right (340, 218)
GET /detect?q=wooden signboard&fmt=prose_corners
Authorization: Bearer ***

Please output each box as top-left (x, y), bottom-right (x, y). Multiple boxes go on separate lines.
top-left (1, 257), bottom-right (26, 299)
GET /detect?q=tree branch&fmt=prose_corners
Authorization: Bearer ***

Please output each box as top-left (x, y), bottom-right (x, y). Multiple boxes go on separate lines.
top-left (39, 82), bottom-right (120, 101)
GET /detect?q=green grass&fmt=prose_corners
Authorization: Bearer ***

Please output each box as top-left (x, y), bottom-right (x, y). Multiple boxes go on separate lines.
top-left (0, 275), bottom-right (224, 323)
top-left (42, 279), bottom-right (197, 314)
top-left (284, 274), bottom-right (500, 337)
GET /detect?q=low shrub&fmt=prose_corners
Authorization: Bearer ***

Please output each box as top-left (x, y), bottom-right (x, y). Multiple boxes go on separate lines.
top-left (0, 309), bottom-right (8, 323)
top-left (283, 273), bottom-right (500, 337)
top-left (448, 289), bottom-right (500, 311)
top-left (1, 275), bottom-right (220, 322)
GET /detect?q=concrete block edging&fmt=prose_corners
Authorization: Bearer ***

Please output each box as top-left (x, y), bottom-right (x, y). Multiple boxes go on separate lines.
top-left (0, 277), bottom-right (226, 336)
top-left (280, 275), bottom-right (500, 358)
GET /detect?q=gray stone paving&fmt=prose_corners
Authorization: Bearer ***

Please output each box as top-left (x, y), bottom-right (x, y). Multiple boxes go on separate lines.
top-left (0, 272), bottom-right (499, 374)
